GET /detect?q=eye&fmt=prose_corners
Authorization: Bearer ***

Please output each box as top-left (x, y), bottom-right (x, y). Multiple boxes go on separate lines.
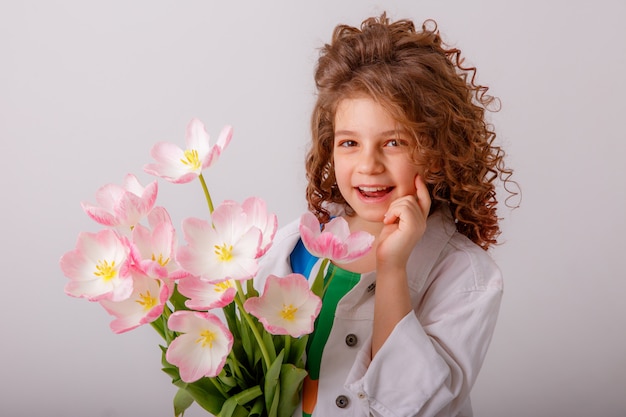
top-left (337, 139), bottom-right (357, 148)
top-left (385, 138), bottom-right (408, 147)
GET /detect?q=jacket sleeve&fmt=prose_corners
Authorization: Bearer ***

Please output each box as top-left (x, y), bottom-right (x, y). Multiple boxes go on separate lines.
top-left (345, 248), bottom-right (503, 417)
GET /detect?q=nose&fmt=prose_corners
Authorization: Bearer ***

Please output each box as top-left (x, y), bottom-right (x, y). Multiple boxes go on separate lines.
top-left (357, 146), bottom-right (384, 174)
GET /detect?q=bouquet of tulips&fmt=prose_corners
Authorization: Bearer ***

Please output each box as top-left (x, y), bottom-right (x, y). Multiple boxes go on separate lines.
top-left (59, 119), bottom-right (373, 417)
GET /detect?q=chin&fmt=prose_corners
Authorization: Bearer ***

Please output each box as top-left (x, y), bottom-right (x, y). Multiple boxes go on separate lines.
top-left (351, 209), bottom-right (386, 224)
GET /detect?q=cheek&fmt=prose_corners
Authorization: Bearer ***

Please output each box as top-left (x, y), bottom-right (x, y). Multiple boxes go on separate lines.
top-left (332, 158), bottom-right (349, 182)
top-left (398, 165), bottom-right (422, 193)
top-left (333, 164), bottom-right (354, 198)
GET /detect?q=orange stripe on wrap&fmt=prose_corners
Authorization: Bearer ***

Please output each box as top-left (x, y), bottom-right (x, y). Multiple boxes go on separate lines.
top-left (302, 375), bottom-right (319, 415)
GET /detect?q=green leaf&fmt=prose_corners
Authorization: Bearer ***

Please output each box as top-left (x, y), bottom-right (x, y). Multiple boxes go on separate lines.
top-left (162, 366), bottom-right (181, 381)
top-left (219, 385), bottom-right (263, 417)
top-left (310, 258), bottom-right (328, 298)
top-left (239, 313), bottom-right (256, 367)
top-left (249, 397), bottom-right (265, 416)
top-left (217, 373), bottom-right (238, 389)
top-left (173, 387), bottom-right (195, 417)
top-left (170, 284), bottom-right (190, 311)
top-left (224, 307), bottom-right (249, 378)
top-left (268, 386), bottom-right (280, 417)
top-left (160, 346), bottom-right (184, 383)
top-left (227, 354), bottom-right (255, 386)
top-left (289, 335), bottom-right (308, 368)
top-left (175, 378), bottom-right (226, 415)
top-left (264, 349), bottom-right (284, 414)
top-left (150, 316), bottom-right (167, 340)
top-left (246, 278), bottom-right (259, 298)
top-left (262, 326), bottom-right (277, 364)
top-left (223, 303), bottom-right (240, 339)
top-left (277, 364), bottom-right (308, 417)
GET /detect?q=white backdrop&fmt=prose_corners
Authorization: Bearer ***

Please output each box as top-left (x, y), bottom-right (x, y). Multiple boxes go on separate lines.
top-left (1, 1), bottom-right (625, 416)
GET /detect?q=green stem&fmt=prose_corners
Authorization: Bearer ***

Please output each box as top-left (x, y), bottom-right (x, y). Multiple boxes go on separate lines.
top-left (198, 173), bottom-right (214, 214)
top-left (162, 302), bottom-right (173, 320)
top-left (160, 304), bottom-right (178, 343)
top-left (150, 319), bottom-right (167, 341)
top-left (150, 303), bottom-right (177, 343)
top-left (284, 335), bottom-right (291, 362)
top-left (234, 281), bottom-right (272, 370)
top-left (228, 349), bottom-right (244, 382)
top-left (322, 265), bottom-right (337, 295)
top-left (206, 374), bottom-right (228, 399)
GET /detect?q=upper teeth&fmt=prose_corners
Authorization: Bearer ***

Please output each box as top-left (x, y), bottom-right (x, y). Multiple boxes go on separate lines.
top-left (359, 186), bottom-right (388, 192)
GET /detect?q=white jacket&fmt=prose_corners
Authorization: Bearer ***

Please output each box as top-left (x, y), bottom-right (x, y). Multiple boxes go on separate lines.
top-left (256, 206), bottom-right (503, 417)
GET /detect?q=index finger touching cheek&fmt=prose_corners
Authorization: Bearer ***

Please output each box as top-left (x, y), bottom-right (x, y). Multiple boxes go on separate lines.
top-left (415, 174), bottom-right (431, 217)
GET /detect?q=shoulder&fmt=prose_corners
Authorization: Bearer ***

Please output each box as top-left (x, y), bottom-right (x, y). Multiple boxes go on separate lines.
top-left (410, 229), bottom-right (503, 320)
top-left (436, 233), bottom-right (503, 293)
top-left (408, 206), bottom-right (502, 297)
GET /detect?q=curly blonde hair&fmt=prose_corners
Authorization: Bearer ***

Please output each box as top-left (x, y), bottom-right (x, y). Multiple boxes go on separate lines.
top-left (305, 13), bottom-right (516, 250)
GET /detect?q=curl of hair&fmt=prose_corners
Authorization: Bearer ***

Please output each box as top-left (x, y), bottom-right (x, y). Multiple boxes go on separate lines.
top-left (306, 13), bottom-right (517, 250)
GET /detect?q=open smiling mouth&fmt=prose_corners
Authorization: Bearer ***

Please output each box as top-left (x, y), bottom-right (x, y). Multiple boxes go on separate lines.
top-left (357, 186), bottom-right (394, 198)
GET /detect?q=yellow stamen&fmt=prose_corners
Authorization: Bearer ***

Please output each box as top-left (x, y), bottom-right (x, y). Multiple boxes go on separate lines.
top-left (280, 304), bottom-right (298, 321)
top-left (181, 149), bottom-right (201, 170)
top-left (214, 244), bottom-right (234, 262)
top-left (94, 260), bottom-right (116, 281)
top-left (151, 253), bottom-right (170, 267)
top-left (135, 291), bottom-right (157, 311)
top-left (196, 329), bottom-right (216, 348)
top-left (214, 281), bottom-right (233, 293)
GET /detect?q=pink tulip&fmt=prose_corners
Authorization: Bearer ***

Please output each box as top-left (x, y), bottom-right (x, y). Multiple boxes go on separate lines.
top-left (176, 201), bottom-right (262, 283)
top-left (299, 212), bottom-right (374, 263)
top-left (177, 275), bottom-right (236, 310)
top-left (130, 207), bottom-right (188, 283)
top-left (144, 118), bottom-right (232, 184)
top-left (244, 274), bottom-right (322, 338)
top-left (166, 311), bottom-right (233, 382)
top-left (81, 174), bottom-right (158, 232)
top-left (60, 229), bottom-right (133, 301)
top-left (99, 271), bottom-right (171, 334)
top-left (217, 197), bottom-right (277, 257)
top-left (241, 197), bottom-right (278, 257)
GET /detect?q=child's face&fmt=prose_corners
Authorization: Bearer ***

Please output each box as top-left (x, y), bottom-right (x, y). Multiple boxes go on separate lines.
top-left (333, 96), bottom-right (423, 224)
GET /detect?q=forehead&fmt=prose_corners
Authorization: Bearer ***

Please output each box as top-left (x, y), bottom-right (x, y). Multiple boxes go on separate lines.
top-left (335, 97), bottom-right (395, 126)
top-left (334, 97), bottom-right (413, 138)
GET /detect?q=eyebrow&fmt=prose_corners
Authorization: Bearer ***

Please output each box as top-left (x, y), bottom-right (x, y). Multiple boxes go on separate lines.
top-left (334, 129), bottom-right (406, 137)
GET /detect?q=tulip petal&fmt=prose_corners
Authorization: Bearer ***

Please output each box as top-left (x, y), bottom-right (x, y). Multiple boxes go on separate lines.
top-left (60, 230), bottom-right (133, 301)
top-left (299, 212), bottom-right (374, 263)
top-left (100, 272), bottom-right (170, 333)
top-left (144, 119), bottom-right (231, 183)
top-left (166, 311), bottom-right (233, 382)
top-left (178, 276), bottom-right (236, 310)
top-left (176, 201), bottom-right (262, 282)
top-left (244, 274), bottom-right (321, 338)
top-left (80, 175), bottom-right (157, 230)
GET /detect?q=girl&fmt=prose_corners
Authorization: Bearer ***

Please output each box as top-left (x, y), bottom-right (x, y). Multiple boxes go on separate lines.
top-left (258, 13), bottom-right (515, 417)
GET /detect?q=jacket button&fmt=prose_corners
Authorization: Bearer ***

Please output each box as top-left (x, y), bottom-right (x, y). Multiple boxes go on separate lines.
top-left (345, 333), bottom-right (358, 347)
top-left (335, 395), bottom-right (349, 408)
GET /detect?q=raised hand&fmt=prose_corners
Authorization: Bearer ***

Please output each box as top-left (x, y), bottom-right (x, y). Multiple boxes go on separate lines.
top-left (376, 174), bottom-right (431, 271)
